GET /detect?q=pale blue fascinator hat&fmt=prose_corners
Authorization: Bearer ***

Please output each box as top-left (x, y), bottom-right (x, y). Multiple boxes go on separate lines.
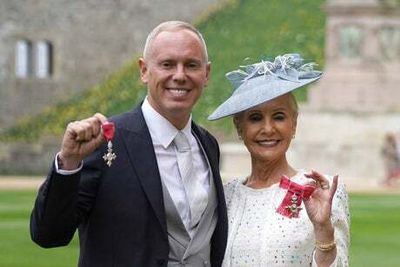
top-left (208, 53), bottom-right (322, 121)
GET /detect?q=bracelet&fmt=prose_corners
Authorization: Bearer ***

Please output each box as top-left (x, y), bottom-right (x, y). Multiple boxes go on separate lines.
top-left (315, 240), bottom-right (336, 252)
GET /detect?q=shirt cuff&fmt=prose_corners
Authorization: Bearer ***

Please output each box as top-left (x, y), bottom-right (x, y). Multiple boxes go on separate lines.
top-left (55, 152), bottom-right (83, 175)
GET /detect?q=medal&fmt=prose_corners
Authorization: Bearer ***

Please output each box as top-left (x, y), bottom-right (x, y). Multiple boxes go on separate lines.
top-left (276, 176), bottom-right (315, 218)
top-left (101, 122), bottom-right (116, 167)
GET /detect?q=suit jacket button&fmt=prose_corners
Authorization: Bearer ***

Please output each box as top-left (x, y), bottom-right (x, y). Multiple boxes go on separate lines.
top-left (156, 259), bottom-right (166, 265)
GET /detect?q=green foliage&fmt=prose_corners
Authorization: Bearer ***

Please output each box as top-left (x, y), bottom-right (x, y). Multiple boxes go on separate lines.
top-left (0, 0), bottom-right (326, 141)
top-left (1, 190), bottom-right (399, 267)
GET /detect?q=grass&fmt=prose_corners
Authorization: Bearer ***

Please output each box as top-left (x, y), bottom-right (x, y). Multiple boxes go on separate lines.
top-left (349, 194), bottom-right (400, 266)
top-left (0, 190), bottom-right (399, 267)
top-left (0, 191), bottom-right (78, 267)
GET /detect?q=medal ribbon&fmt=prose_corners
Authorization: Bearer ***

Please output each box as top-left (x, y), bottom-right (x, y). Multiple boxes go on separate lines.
top-left (102, 122), bottom-right (115, 141)
top-left (101, 122), bottom-right (116, 167)
top-left (276, 175), bottom-right (316, 218)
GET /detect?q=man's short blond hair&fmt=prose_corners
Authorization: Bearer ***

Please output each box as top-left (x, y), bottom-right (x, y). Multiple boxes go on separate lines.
top-left (143, 21), bottom-right (209, 62)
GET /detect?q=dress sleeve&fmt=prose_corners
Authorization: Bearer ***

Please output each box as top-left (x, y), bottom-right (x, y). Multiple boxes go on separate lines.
top-left (311, 182), bottom-right (350, 267)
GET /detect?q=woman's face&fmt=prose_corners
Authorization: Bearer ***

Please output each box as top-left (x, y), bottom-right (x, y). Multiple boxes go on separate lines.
top-left (235, 94), bottom-right (298, 162)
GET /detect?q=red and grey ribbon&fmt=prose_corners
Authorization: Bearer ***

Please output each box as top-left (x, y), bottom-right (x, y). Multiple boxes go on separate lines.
top-left (276, 176), bottom-right (316, 218)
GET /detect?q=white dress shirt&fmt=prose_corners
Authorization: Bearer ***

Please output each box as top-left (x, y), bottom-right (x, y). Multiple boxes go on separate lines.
top-left (141, 98), bottom-right (210, 235)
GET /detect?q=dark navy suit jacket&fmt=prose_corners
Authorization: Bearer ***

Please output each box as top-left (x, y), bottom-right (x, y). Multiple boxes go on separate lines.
top-left (30, 105), bottom-right (228, 267)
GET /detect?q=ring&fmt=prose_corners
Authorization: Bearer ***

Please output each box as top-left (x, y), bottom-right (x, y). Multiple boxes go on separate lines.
top-left (321, 184), bottom-right (329, 190)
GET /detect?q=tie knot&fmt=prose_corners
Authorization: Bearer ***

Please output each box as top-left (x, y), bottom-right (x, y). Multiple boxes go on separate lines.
top-left (174, 131), bottom-right (191, 152)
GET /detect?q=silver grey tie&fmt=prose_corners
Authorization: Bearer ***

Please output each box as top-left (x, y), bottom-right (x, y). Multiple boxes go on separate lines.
top-left (174, 131), bottom-right (207, 229)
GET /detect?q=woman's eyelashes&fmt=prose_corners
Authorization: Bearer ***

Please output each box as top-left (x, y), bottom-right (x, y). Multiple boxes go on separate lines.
top-left (248, 112), bottom-right (263, 122)
top-left (246, 111), bottom-right (286, 123)
top-left (272, 112), bottom-right (286, 121)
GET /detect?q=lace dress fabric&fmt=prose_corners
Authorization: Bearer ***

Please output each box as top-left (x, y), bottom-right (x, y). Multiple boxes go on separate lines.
top-left (222, 171), bottom-right (350, 267)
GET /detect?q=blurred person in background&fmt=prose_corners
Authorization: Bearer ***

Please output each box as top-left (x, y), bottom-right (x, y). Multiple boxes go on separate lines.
top-left (381, 132), bottom-right (400, 186)
top-left (208, 53), bottom-right (350, 267)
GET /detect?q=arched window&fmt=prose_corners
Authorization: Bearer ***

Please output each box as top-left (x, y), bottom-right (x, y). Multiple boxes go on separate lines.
top-left (36, 41), bottom-right (53, 78)
top-left (15, 40), bottom-right (33, 78)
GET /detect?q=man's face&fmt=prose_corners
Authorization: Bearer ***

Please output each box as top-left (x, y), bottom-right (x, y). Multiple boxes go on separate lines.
top-left (139, 29), bottom-right (210, 125)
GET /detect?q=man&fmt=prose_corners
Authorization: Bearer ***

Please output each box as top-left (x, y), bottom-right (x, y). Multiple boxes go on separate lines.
top-left (30, 21), bottom-right (228, 267)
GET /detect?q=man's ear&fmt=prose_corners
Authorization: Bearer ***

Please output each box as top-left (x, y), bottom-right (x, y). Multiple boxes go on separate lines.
top-left (138, 58), bottom-right (148, 84)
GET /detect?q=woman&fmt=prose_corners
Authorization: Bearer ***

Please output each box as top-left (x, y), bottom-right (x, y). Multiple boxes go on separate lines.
top-left (208, 54), bottom-right (350, 267)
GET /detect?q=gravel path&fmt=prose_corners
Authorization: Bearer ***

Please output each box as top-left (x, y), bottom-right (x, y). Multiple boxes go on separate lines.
top-left (0, 176), bottom-right (43, 190)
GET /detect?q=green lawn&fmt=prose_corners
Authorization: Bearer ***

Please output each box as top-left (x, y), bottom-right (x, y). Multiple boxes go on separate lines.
top-left (0, 191), bottom-right (78, 267)
top-left (0, 191), bottom-right (399, 266)
top-left (349, 194), bottom-right (400, 266)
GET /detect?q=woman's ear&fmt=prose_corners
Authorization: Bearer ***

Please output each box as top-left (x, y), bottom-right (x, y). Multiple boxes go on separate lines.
top-left (233, 116), bottom-right (242, 139)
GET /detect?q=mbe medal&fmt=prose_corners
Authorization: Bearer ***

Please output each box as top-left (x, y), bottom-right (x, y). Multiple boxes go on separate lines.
top-left (276, 176), bottom-right (316, 218)
top-left (102, 122), bottom-right (116, 167)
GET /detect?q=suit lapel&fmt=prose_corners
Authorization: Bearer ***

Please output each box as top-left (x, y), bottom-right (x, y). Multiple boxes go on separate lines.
top-left (119, 106), bottom-right (167, 234)
top-left (192, 123), bottom-right (228, 262)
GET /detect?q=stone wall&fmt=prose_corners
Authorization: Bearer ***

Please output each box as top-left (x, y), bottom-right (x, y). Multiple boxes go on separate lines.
top-left (0, 0), bottom-right (222, 130)
top-left (308, 0), bottom-right (400, 112)
top-left (0, 137), bottom-right (60, 175)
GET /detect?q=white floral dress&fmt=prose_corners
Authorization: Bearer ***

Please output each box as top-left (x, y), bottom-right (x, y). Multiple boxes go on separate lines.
top-left (222, 170), bottom-right (350, 267)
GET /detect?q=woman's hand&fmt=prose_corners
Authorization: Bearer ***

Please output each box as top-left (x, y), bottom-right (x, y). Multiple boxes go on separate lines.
top-left (303, 170), bottom-right (338, 228)
top-left (304, 170), bottom-right (339, 266)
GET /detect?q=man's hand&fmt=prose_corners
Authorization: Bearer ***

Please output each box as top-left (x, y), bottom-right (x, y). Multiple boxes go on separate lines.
top-left (58, 113), bottom-right (108, 170)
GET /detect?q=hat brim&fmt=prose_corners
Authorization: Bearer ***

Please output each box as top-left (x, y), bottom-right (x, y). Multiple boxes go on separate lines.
top-left (208, 74), bottom-right (321, 121)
